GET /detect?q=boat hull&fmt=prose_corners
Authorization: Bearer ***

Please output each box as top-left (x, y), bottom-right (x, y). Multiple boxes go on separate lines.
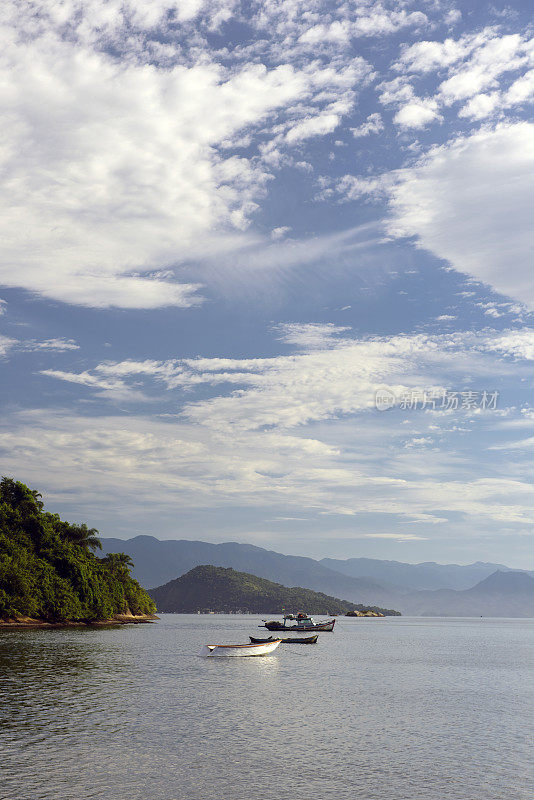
top-left (200, 639), bottom-right (281, 657)
top-left (250, 635), bottom-right (318, 644)
top-left (263, 620), bottom-right (335, 632)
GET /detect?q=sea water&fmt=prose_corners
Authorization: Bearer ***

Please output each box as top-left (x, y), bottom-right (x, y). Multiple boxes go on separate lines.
top-left (1, 615), bottom-right (532, 800)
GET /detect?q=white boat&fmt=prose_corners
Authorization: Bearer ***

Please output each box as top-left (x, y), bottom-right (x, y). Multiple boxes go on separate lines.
top-left (200, 639), bottom-right (282, 657)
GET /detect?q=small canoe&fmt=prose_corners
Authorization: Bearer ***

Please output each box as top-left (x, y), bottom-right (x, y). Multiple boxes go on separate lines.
top-left (250, 635), bottom-right (318, 645)
top-left (200, 639), bottom-right (281, 657)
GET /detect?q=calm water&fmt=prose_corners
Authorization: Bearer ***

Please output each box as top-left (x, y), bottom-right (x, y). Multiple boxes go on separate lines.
top-left (1, 615), bottom-right (533, 800)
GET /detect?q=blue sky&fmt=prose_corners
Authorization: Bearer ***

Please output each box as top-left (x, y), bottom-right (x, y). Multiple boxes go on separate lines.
top-left (1, 0), bottom-right (534, 566)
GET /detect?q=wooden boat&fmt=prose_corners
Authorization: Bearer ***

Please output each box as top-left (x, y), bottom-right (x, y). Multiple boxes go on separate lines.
top-left (200, 639), bottom-right (281, 657)
top-left (261, 613), bottom-right (335, 632)
top-left (249, 635), bottom-right (318, 645)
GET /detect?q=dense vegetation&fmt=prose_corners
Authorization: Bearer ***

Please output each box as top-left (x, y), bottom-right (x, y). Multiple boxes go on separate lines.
top-left (150, 565), bottom-right (400, 615)
top-left (0, 478), bottom-right (156, 622)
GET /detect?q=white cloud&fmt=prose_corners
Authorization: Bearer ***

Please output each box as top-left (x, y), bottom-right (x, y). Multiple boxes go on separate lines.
top-left (351, 113), bottom-right (384, 138)
top-left (0, 3), bottom-right (372, 308)
top-left (326, 174), bottom-right (394, 202)
top-left (352, 8), bottom-right (427, 37)
top-left (1, 324), bottom-right (531, 531)
top-left (458, 92), bottom-right (501, 119)
top-left (0, 334), bottom-right (79, 356)
top-left (296, 8), bottom-right (427, 47)
top-left (395, 29), bottom-right (496, 74)
top-left (379, 77), bottom-right (441, 129)
top-left (1, 0), bottom-right (237, 44)
top-left (2, 401), bottom-right (534, 534)
top-left (393, 30), bottom-right (534, 125)
top-left (459, 67), bottom-right (534, 120)
top-left (0, 335), bottom-right (17, 357)
top-left (40, 368), bottom-right (145, 401)
top-left (275, 322), bottom-right (350, 349)
top-left (191, 223), bottom-right (385, 294)
top-left (39, 326), bottom-right (534, 429)
top-left (393, 98), bottom-right (441, 128)
top-left (506, 68), bottom-right (534, 104)
top-left (389, 123), bottom-right (534, 309)
top-left (258, 1), bottom-right (428, 56)
top-left (438, 33), bottom-right (527, 105)
top-left (270, 226), bottom-right (291, 240)
top-left (298, 21), bottom-right (352, 46)
top-left (484, 329), bottom-right (534, 361)
top-left (22, 338), bottom-right (80, 352)
top-left (286, 112), bottom-right (342, 143)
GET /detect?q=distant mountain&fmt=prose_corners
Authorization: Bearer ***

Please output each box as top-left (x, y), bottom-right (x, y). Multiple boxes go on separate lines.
top-left (149, 565), bottom-right (400, 615)
top-left (467, 569), bottom-right (534, 596)
top-left (100, 535), bottom-right (534, 617)
top-left (100, 536), bottom-right (393, 605)
top-left (320, 557), bottom-right (526, 591)
top-left (400, 571), bottom-right (534, 617)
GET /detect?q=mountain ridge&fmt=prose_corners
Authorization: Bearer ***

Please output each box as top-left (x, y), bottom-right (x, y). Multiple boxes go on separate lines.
top-left (100, 535), bottom-right (534, 617)
top-left (100, 535), bottom-right (394, 605)
top-left (149, 565), bottom-right (401, 615)
top-left (400, 570), bottom-right (534, 617)
top-left (319, 556), bottom-right (531, 591)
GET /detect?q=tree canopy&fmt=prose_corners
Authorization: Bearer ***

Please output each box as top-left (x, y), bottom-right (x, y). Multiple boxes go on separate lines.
top-left (150, 564), bottom-right (400, 615)
top-left (0, 477), bottom-right (155, 621)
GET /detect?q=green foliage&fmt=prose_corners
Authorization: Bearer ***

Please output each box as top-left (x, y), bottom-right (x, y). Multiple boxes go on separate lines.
top-left (0, 477), bottom-right (156, 621)
top-left (150, 565), bottom-right (400, 615)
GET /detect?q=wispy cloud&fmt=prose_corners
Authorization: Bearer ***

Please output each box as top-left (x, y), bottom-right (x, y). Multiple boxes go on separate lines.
top-left (22, 338), bottom-right (80, 352)
top-left (0, 1), bottom-right (382, 309)
top-left (388, 123), bottom-right (534, 310)
top-left (0, 335), bottom-right (17, 357)
top-left (392, 29), bottom-right (534, 124)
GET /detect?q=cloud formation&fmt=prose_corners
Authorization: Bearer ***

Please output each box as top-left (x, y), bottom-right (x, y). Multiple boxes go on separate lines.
top-left (389, 123), bottom-right (534, 309)
top-left (40, 326), bottom-right (534, 428)
top-left (390, 28), bottom-right (534, 126)
top-left (0, 1), bottom-right (376, 308)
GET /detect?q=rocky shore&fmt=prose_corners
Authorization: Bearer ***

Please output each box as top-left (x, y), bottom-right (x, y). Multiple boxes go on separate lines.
top-left (0, 612), bottom-right (159, 629)
top-left (346, 610), bottom-right (384, 617)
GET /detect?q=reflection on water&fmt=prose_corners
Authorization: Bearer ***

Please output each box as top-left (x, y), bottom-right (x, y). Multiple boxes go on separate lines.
top-left (1, 616), bottom-right (533, 800)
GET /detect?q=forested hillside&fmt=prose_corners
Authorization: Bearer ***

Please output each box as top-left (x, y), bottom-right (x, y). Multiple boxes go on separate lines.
top-left (0, 478), bottom-right (155, 622)
top-left (150, 565), bottom-right (400, 615)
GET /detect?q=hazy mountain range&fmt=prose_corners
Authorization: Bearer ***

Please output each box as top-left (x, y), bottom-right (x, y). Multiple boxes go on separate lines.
top-left (101, 536), bottom-right (388, 602)
top-left (101, 536), bottom-right (534, 617)
top-left (320, 557), bottom-right (534, 591)
top-left (149, 565), bottom-right (398, 615)
top-left (401, 570), bottom-right (534, 617)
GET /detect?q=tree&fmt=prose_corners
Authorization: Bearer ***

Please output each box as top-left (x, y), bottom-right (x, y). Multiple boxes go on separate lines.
top-left (100, 552), bottom-right (133, 574)
top-left (0, 477), bottom-right (156, 621)
top-left (61, 523), bottom-right (102, 552)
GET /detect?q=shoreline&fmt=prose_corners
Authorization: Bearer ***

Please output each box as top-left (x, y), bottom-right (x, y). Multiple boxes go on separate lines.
top-left (0, 612), bottom-right (159, 629)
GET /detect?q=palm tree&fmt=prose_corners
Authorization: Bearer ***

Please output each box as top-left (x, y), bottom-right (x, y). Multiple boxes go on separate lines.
top-left (100, 552), bottom-right (134, 577)
top-left (63, 523), bottom-right (102, 551)
top-left (101, 552), bottom-right (133, 568)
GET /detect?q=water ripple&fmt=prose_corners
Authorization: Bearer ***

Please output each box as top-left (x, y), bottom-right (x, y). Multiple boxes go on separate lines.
top-left (1, 616), bottom-right (533, 800)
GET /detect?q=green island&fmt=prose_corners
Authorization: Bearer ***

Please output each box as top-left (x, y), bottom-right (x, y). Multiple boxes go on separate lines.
top-left (0, 478), bottom-right (156, 627)
top-left (150, 564), bottom-right (401, 615)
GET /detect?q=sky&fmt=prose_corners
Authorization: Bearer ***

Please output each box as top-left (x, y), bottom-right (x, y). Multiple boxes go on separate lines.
top-left (0, 0), bottom-right (533, 567)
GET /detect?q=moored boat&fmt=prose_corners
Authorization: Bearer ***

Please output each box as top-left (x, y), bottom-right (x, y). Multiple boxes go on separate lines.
top-left (200, 639), bottom-right (281, 657)
top-left (261, 613), bottom-right (335, 632)
top-left (250, 634), bottom-right (318, 644)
